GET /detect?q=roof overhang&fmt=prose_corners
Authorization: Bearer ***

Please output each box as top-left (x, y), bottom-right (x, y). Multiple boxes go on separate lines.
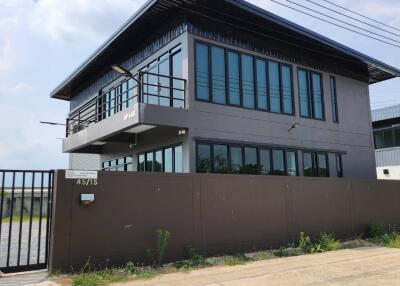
top-left (51, 0), bottom-right (400, 101)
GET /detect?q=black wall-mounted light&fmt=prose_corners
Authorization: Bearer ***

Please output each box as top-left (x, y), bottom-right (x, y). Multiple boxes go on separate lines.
top-left (288, 122), bottom-right (300, 132)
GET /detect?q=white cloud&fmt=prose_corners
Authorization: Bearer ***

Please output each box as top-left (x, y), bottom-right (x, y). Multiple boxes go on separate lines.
top-left (29, 0), bottom-right (142, 42)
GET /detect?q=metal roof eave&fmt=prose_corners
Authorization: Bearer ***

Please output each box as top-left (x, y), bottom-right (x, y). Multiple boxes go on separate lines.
top-left (229, 0), bottom-right (400, 77)
top-left (51, 0), bottom-right (400, 100)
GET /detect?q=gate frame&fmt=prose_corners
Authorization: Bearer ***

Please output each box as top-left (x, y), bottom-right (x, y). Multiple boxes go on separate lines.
top-left (0, 169), bottom-right (54, 274)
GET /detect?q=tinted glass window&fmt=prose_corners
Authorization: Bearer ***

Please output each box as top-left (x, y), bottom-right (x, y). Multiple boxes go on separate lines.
top-left (259, 149), bottom-right (271, 175)
top-left (172, 51), bottom-right (184, 108)
top-left (211, 46), bottom-right (226, 104)
top-left (311, 73), bottom-right (324, 119)
top-left (195, 43), bottom-right (209, 101)
top-left (230, 147), bottom-right (243, 174)
top-left (281, 65), bottom-right (293, 114)
top-left (298, 70), bottom-right (310, 117)
top-left (272, 149), bottom-right (285, 176)
top-left (383, 130), bottom-right (394, 148)
top-left (138, 154), bottom-right (145, 171)
top-left (146, 152), bottom-right (153, 172)
top-left (256, 59), bottom-right (268, 110)
top-left (227, 52), bottom-right (241, 105)
top-left (336, 154), bottom-right (343, 178)
top-left (213, 144), bottom-right (229, 173)
top-left (286, 151), bottom-right (297, 176)
top-left (197, 144), bottom-right (211, 173)
top-left (330, 77), bottom-right (338, 122)
top-left (395, 129), bottom-right (400, 146)
top-left (164, 147), bottom-right (173, 173)
top-left (317, 153), bottom-right (329, 177)
top-left (174, 145), bottom-right (183, 173)
top-left (244, 147), bottom-right (258, 174)
top-left (303, 152), bottom-right (313, 176)
top-left (241, 54), bottom-right (255, 109)
top-left (269, 62), bottom-right (281, 113)
top-left (374, 131), bottom-right (384, 149)
top-left (154, 150), bottom-right (162, 172)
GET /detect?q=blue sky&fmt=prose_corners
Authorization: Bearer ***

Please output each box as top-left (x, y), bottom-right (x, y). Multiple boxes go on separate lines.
top-left (0, 0), bottom-right (399, 170)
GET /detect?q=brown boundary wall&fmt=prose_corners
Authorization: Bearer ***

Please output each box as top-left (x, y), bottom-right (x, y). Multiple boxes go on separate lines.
top-left (49, 171), bottom-right (400, 272)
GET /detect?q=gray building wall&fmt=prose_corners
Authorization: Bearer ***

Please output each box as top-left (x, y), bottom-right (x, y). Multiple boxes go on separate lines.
top-left (70, 32), bottom-right (376, 179)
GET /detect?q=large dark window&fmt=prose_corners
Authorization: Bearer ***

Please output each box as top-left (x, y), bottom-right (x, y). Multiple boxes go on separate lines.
top-left (374, 128), bottom-right (400, 149)
top-left (213, 144), bottom-right (229, 173)
top-left (303, 151), bottom-right (330, 177)
top-left (286, 151), bottom-right (297, 176)
top-left (196, 142), bottom-right (298, 177)
top-left (298, 69), bottom-right (310, 117)
top-left (298, 69), bottom-right (325, 120)
top-left (269, 62), bottom-right (281, 113)
top-left (227, 51), bottom-right (241, 105)
top-left (197, 144), bottom-right (211, 173)
top-left (244, 147), bottom-right (258, 174)
top-left (281, 65), bottom-right (293, 114)
top-left (312, 73), bottom-right (324, 120)
top-left (230, 146), bottom-right (243, 174)
top-left (272, 149), bottom-right (285, 175)
top-left (241, 54), bottom-right (255, 109)
top-left (211, 46), bottom-right (226, 104)
top-left (330, 76), bottom-right (338, 123)
top-left (195, 41), bottom-right (294, 115)
top-left (336, 154), bottom-right (343, 178)
top-left (195, 43), bottom-right (210, 101)
top-left (259, 149), bottom-right (271, 175)
top-left (138, 144), bottom-right (182, 173)
top-left (303, 152), bottom-right (314, 177)
top-left (102, 156), bottom-right (133, 172)
top-left (255, 59), bottom-right (268, 110)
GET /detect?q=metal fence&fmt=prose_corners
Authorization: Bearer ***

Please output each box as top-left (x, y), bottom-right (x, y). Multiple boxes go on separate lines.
top-left (0, 170), bottom-right (53, 274)
top-left (66, 71), bottom-right (186, 136)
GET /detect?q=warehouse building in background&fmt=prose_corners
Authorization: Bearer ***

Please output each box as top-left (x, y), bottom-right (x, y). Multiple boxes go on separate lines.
top-left (51, 0), bottom-right (400, 179)
top-left (372, 104), bottom-right (400, 180)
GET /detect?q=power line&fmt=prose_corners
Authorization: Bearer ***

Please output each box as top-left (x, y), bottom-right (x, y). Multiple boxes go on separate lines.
top-left (321, 0), bottom-right (400, 33)
top-left (270, 0), bottom-right (400, 48)
top-left (304, 0), bottom-right (400, 38)
top-left (285, 0), bottom-right (400, 45)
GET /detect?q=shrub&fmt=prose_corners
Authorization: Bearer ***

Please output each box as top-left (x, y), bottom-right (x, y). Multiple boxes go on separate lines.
top-left (318, 232), bottom-right (340, 251)
top-left (382, 232), bottom-right (400, 248)
top-left (367, 224), bottom-right (386, 238)
top-left (124, 261), bottom-right (136, 274)
top-left (298, 232), bottom-right (313, 253)
top-left (146, 229), bottom-right (171, 267)
top-left (174, 245), bottom-right (212, 269)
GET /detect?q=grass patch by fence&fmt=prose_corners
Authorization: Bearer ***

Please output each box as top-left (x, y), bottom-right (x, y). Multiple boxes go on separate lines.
top-left (67, 229), bottom-right (383, 286)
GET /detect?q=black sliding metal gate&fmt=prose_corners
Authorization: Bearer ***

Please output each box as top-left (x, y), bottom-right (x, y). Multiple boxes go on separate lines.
top-left (0, 170), bottom-right (54, 274)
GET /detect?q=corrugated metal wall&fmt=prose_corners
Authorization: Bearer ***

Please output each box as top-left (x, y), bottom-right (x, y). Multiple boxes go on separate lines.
top-left (375, 148), bottom-right (400, 167)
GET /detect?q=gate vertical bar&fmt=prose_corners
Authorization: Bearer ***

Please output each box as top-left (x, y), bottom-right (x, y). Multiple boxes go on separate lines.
top-left (0, 172), bottom-right (5, 253)
top-left (44, 171), bottom-right (53, 265)
top-left (6, 171), bottom-right (16, 267)
top-left (36, 172), bottom-right (44, 264)
top-left (27, 172), bottom-right (35, 265)
top-left (17, 172), bottom-right (26, 266)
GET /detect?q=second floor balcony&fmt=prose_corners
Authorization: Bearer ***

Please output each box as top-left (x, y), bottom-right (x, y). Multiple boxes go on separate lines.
top-left (66, 71), bottom-right (186, 137)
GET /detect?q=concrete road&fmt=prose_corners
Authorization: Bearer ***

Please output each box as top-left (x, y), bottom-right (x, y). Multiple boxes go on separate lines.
top-left (112, 247), bottom-right (400, 286)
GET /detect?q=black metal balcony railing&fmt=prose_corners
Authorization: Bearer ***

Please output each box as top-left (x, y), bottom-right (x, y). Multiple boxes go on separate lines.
top-left (66, 72), bottom-right (186, 137)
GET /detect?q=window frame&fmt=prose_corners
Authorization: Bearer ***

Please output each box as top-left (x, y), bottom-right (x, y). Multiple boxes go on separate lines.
top-left (194, 40), bottom-right (295, 116)
top-left (137, 143), bottom-right (183, 173)
top-left (330, 76), bottom-right (339, 123)
top-left (297, 68), bottom-right (326, 121)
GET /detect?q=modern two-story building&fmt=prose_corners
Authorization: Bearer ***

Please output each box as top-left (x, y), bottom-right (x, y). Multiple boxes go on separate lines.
top-left (51, 0), bottom-right (400, 179)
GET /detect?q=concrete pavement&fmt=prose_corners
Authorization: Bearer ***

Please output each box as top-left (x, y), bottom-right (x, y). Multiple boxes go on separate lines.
top-left (111, 247), bottom-right (400, 286)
